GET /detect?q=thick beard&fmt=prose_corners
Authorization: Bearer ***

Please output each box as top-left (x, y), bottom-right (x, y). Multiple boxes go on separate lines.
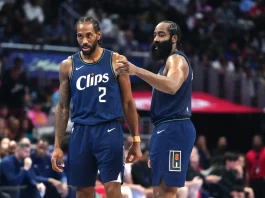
top-left (81, 40), bottom-right (98, 56)
top-left (150, 38), bottom-right (173, 61)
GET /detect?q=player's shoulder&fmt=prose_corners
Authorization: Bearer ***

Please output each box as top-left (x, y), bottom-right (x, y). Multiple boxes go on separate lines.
top-left (61, 56), bottom-right (72, 64)
top-left (60, 56), bottom-right (72, 73)
top-left (166, 53), bottom-right (188, 68)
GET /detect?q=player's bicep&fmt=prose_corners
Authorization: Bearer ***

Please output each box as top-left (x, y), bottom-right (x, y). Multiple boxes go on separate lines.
top-left (58, 61), bottom-right (71, 108)
top-left (118, 74), bottom-right (134, 104)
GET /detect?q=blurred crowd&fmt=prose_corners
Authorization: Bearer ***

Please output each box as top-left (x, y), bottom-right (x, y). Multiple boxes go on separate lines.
top-left (1, 133), bottom-right (265, 198)
top-left (0, 0), bottom-right (265, 76)
top-left (0, 0), bottom-right (265, 107)
top-left (0, 55), bottom-right (55, 142)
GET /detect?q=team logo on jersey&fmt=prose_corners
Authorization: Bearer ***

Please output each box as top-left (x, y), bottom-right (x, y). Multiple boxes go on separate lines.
top-left (169, 150), bottom-right (181, 171)
top-left (76, 73), bottom-right (109, 90)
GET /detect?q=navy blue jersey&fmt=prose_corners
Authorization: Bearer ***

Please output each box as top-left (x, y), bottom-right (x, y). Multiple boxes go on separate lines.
top-left (150, 51), bottom-right (193, 123)
top-left (70, 49), bottom-right (123, 125)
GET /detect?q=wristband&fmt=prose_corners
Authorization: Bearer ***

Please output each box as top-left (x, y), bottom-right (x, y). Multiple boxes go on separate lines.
top-left (132, 136), bottom-right (141, 143)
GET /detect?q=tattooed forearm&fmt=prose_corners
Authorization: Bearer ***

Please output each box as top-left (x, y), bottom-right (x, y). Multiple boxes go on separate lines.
top-left (54, 89), bottom-right (70, 147)
top-left (54, 60), bottom-right (71, 148)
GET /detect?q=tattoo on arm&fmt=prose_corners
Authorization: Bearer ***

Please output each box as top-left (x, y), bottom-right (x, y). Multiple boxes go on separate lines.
top-left (54, 62), bottom-right (71, 148)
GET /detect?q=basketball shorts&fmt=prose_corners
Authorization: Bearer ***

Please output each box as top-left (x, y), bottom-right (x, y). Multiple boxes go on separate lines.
top-left (67, 120), bottom-right (124, 187)
top-left (150, 119), bottom-right (196, 187)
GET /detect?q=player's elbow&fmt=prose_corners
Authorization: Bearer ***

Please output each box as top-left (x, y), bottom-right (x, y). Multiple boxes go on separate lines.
top-left (168, 88), bottom-right (177, 95)
top-left (167, 85), bottom-right (178, 95)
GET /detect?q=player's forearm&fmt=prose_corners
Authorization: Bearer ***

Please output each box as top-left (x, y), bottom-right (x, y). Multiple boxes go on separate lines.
top-left (54, 104), bottom-right (69, 148)
top-left (135, 66), bottom-right (180, 95)
top-left (123, 100), bottom-right (139, 137)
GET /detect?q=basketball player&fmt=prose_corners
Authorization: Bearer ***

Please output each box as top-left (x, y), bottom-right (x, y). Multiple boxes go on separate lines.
top-left (51, 16), bottom-right (142, 198)
top-left (116, 21), bottom-right (196, 198)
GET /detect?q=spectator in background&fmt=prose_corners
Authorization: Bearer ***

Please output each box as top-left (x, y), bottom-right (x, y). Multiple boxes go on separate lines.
top-left (212, 136), bottom-right (228, 163)
top-left (123, 149), bottom-right (151, 198)
top-left (186, 146), bottom-right (220, 198)
top-left (27, 98), bottom-right (48, 127)
top-left (0, 137), bottom-right (10, 160)
top-left (8, 140), bottom-right (17, 155)
top-left (196, 135), bottom-right (211, 169)
top-left (31, 139), bottom-right (68, 198)
top-left (237, 154), bottom-right (255, 198)
top-left (0, 139), bottom-right (46, 198)
top-left (210, 152), bottom-right (245, 198)
top-left (21, 117), bottom-right (36, 143)
top-left (0, 103), bottom-right (8, 119)
top-left (212, 53), bottom-right (235, 73)
top-left (44, 17), bottom-right (67, 45)
top-left (23, 0), bottom-right (44, 24)
top-left (246, 134), bottom-right (265, 198)
top-left (52, 89), bottom-right (59, 107)
top-left (1, 56), bottom-right (29, 119)
top-left (185, 146), bottom-right (204, 198)
top-left (131, 148), bottom-right (151, 188)
top-left (0, 118), bottom-right (8, 138)
top-left (6, 116), bottom-right (22, 141)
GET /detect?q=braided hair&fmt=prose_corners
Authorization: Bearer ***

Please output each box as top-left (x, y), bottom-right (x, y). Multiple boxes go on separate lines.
top-left (162, 21), bottom-right (182, 49)
top-left (75, 16), bottom-right (101, 33)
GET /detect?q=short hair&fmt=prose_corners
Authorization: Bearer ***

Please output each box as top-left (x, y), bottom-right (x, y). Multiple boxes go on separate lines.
top-left (75, 16), bottom-right (101, 33)
top-left (224, 152), bottom-right (239, 162)
top-left (38, 138), bottom-right (49, 144)
top-left (161, 21), bottom-right (182, 49)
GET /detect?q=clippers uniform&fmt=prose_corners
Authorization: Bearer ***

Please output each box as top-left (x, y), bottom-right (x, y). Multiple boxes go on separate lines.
top-left (150, 51), bottom-right (196, 187)
top-left (68, 49), bottom-right (124, 186)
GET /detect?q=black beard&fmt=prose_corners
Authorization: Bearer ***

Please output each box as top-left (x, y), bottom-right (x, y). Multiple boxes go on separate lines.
top-left (80, 40), bottom-right (98, 56)
top-left (150, 38), bottom-right (173, 61)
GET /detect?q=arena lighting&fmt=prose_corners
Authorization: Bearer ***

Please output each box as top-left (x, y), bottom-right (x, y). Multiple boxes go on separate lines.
top-left (132, 91), bottom-right (263, 113)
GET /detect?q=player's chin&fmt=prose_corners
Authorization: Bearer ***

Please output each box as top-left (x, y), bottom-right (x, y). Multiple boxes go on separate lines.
top-left (82, 49), bottom-right (92, 55)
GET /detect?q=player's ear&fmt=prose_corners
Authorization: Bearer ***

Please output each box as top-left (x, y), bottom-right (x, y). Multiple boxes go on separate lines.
top-left (172, 35), bottom-right (178, 44)
top-left (97, 31), bottom-right (101, 41)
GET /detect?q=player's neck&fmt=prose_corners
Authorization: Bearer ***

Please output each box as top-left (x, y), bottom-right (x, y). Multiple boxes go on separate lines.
top-left (81, 46), bottom-right (103, 64)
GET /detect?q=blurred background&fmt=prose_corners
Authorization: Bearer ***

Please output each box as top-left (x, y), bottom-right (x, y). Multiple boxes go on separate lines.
top-left (0, 0), bottom-right (265, 197)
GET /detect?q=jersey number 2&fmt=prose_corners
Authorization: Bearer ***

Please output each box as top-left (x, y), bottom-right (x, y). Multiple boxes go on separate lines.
top-left (99, 87), bottom-right (106, 102)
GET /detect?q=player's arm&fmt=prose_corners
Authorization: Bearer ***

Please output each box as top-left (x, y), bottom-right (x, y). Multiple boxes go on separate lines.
top-left (54, 58), bottom-right (72, 149)
top-left (136, 54), bottom-right (188, 94)
top-left (117, 54), bottom-right (189, 95)
top-left (113, 53), bottom-right (139, 139)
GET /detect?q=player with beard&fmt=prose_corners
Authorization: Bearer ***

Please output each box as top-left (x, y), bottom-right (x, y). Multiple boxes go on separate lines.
top-left (51, 16), bottom-right (142, 198)
top-left (115, 21), bottom-right (196, 198)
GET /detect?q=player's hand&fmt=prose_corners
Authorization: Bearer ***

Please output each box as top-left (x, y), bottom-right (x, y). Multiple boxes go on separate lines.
top-left (125, 142), bottom-right (142, 163)
top-left (51, 147), bottom-right (64, 172)
top-left (115, 60), bottom-right (137, 76)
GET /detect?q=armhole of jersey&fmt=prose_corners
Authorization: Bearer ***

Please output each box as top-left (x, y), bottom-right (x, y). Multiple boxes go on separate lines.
top-left (110, 51), bottom-right (118, 83)
top-left (69, 55), bottom-right (74, 85)
top-left (173, 52), bottom-right (191, 81)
